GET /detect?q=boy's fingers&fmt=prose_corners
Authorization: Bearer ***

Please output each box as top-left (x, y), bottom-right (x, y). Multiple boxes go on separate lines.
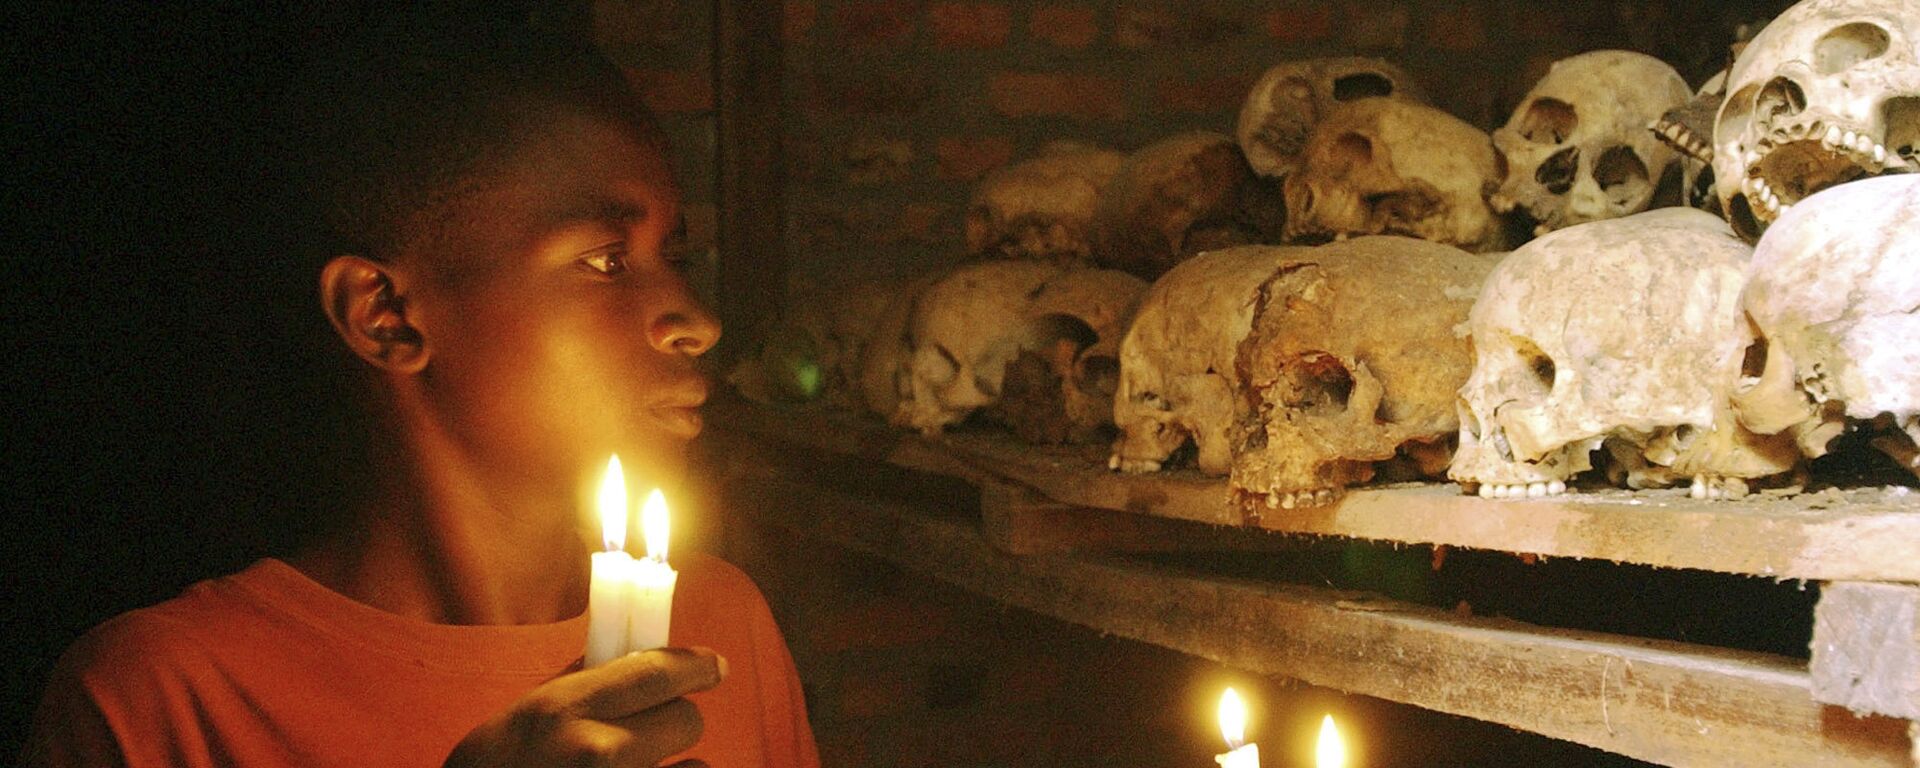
top-left (599, 697), bottom-right (704, 766)
top-left (565, 648), bottom-right (726, 719)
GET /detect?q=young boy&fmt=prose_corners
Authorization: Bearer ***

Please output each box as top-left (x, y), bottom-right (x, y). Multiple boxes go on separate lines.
top-left (25, 22), bottom-right (818, 768)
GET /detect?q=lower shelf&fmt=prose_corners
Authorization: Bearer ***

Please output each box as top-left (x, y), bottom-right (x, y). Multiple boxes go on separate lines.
top-left (715, 455), bottom-right (1911, 768)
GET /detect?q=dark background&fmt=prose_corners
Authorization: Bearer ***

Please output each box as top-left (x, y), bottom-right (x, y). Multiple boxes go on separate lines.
top-left (2, 3), bottom-right (551, 753)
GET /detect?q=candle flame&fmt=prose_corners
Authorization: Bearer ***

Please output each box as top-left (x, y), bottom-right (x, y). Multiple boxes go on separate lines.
top-left (599, 455), bottom-right (628, 551)
top-left (1316, 714), bottom-right (1346, 768)
top-left (642, 488), bottom-right (669, 562)
top-left (1218, 687), bottom-right (1247, 749)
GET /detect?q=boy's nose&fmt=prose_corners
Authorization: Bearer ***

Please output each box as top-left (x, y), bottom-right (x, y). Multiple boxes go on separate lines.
top-left (650, 302), bottom-right (721, 357)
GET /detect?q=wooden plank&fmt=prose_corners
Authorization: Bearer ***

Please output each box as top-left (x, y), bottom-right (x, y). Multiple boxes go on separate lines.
top-left (977, 481), bottom-right (1301, 556)
top-left (723, 464), bottom-right (1911, 768)
top-left (709, 399), bottom-right (1920, 583)
top-left (713, 0), bottom-right (785, 368)
top-left (1814, 582), bottom-right (1920, 719)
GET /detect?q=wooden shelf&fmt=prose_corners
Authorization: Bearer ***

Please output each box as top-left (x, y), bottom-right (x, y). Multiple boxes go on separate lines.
top-left (711, 399), bottom-right (1920, 583)
top-left (707, 440), bottom-right (1910, 768)
top-left (706, 399), bottom-right (1920, 766)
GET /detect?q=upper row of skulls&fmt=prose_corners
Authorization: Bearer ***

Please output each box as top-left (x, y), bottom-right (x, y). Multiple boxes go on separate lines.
top-left (963, 0), bottom-right (1917, 279)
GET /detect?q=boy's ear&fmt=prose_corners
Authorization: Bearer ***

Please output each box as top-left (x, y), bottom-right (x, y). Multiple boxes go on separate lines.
top-left (319, 256), bottom-right (428, 374)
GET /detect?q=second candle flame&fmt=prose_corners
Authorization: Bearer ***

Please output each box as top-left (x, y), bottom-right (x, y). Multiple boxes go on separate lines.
top-left (1316, 714), bottom-right (1346, 768)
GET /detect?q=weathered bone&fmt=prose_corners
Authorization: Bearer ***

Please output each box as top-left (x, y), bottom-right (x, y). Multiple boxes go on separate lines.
top-left (1451, 208), bottom-right (1801, 500)
top-left (1735, 173), bottom-right (1920, 474)
top-left (965, 144), bottom-right (1125, 266)
top-left (1093, 132), bottom-right (1280, 279)
top-left (1492, 50), bottom-right (1692, 235)
top-left (1283, 98), bottom-right (1507, 253)
top-left (1231, 236), bottom-right (1498, 510)
top-left (1110, 245), bottom-right (1315, 475)
top-left (1236, 57), bottom-right (1427, 180)
top-left (1711, 0), bottom-right (1920, 241)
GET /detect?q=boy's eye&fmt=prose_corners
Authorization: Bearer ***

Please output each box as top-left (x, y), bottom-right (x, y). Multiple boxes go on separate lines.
top-left (580, 245), bottom-right (629, 277)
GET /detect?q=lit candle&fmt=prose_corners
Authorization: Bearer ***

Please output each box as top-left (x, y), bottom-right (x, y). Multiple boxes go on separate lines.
top-left (583, 455), bottom-right (679, 667)
top-left (1316, 714), bottom-right (1347, 768)
top-left (1215, 688), bottom-right (1260, 768)
top-left (626, 488), bottom-right (678, 651)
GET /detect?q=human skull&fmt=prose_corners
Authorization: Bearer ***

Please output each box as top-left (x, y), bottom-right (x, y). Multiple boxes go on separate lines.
top-left (1711, 0), bottom-right (1920, 241)
top-left (1732, 174), bottom-right (1920, 474)
top-left (1451, 209), bottom-right (1801, 500)
top-left (1492, 50), bottom-right (1692, 235)
top-left (1110, 245), bottom-right (1315, 475)
top-left (897, 262), bottom-right (1146, 436)
top-left (987, 268), bottom-right (1151, 443)
top-left (1283, 98), bottom-right (1507, 253)
top-left (858, 272), bottom-right (944, 421)
top-left (965, 143), bottom-right (1125, 266)
top-left (1093, 132), bottom-right (1280, 279)
top-left (1231, 237), bottom-right (1498, 510)
top-left (1236, 57), bottom-right (1427, 180)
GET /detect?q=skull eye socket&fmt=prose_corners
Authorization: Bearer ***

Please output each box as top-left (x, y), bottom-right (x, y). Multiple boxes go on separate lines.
top-left (1519, 97), bottom-right (1578, 144)
top-left (1535, 147), bottom-right (1579, 194)
top-left (1506, 337), bottom-right (1556, 394)
top-left (1815, 22), bottom-right (1891, 75)
top-left (1281, 352), bottom-right (1354, 416)
top-left (1332, 72), bottom-right (1395, 101)
top-left (1075, 355), bottom-right (1120, 397)
top-left (1593, 146), bottom-right (1650, 205)
top-left (1330, 133), bottom-right (1375, 168)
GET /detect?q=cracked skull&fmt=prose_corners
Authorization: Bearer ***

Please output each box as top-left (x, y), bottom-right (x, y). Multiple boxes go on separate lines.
top-left (1231, 236), bottom-right (1498, 510)
top-left (1711, 0), bottom-right (1920, 241)
top-left (1733, 174), bottom-right (1920, 476)
top-left (965, 143), bottom-right (1125, 266)
top-left (1492, 50), bottom-right (1693, 235)
top-left (1283, 97), bottom-right (1508, 253)
top-left (1236, 57), bottom-right (1427, 180)
top-left (1451, 209), bottom-right (1801, 500)
top-left (897, 261), bottom-right (1145, 436)
top-left (1110, 245), bottom-right (1316, 475)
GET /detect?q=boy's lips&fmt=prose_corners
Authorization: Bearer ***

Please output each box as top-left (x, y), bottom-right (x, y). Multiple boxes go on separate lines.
top-left (648, 384), bottom-right (709, 438)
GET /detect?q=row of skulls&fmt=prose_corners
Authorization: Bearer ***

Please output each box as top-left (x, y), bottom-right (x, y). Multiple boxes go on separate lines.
top-left (1117, 174), bottom-right (1918, 513)
top-left (738, 0), bottom-right (1919, 510)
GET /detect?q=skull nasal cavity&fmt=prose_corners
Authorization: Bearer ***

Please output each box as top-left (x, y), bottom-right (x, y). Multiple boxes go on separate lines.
top-left (1520, 98), bottom-right (1577, 144)
top-left (1758, 77), bottom-right (1807, 119)
top-left (1285, 353), bottom-right (1354, 415)
top-left (1815, 22), bottom-right (1891, 75)
top-left (1593, 146), bottom-right (1648, 190)
top-left (1536, 147), bottom-right (1579, 194)
top-left (1332, 73), bottom-right (1395, 101)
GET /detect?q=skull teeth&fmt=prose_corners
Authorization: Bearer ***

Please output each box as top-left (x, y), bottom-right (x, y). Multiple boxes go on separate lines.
top-left (1688, 475), bottom-right (1750, 500)
top-left (1264, 488), bottom-right (1342, 509)
top-left (1467, 480), bottom-right (1567, 499)
top-left (1110, 454), bottom-right (1162, 474)
top-left (1744, 127), bottom-right (1907, 223)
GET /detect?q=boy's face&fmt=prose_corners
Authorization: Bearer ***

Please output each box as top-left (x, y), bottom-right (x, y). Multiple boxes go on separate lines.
top-left (391, 106), bottom-right (717, 498)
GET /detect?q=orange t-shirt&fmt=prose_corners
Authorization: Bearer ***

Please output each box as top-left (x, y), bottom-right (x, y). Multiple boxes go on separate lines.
top-left (26, 554), bottom-right (818, 768)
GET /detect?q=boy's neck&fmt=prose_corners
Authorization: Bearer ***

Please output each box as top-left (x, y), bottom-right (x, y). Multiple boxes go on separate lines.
top-left (292, 413), bottom-right (591, 626)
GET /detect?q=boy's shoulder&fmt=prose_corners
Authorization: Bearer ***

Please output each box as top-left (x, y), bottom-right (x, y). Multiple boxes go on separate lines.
top-left (57, 562), bottom-right (280, 693)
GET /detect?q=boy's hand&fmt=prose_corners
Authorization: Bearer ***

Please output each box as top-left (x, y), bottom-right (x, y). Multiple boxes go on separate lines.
top-left (445, 647), bottom-right (726, 768)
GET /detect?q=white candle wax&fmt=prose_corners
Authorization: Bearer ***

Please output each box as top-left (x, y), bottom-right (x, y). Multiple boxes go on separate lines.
top-left (1214, 744), bottom-right (1259, 768)
top-left (585, 550), bottom-right (636, 667)
top-left (583, 457), bottom-right (679, 667)
top-left (625, 557), bottom-right (678, 651)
